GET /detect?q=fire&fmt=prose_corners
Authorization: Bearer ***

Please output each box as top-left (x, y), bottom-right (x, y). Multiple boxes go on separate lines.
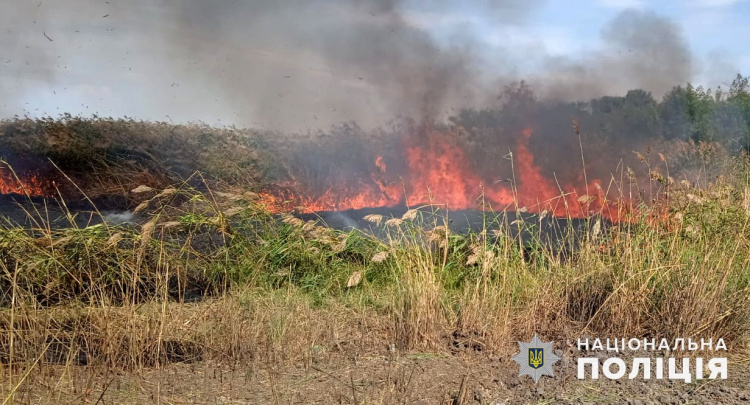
top-left (512, 128), bottom-right (615, 218)
top-left (404, 132), bottom-right (496, 208)
top-left (261, 127), bottom-right (629, 220)
top-left (0, 168), bottom-right (50, 197)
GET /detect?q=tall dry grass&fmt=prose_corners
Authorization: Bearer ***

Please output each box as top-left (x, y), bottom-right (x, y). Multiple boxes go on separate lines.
top-left (1, 145), bottom-right (749, 402)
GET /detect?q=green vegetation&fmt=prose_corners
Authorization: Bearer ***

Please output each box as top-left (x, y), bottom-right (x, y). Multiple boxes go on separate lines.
top-left (1, 152), bottom-right (748, 377)
top-left (1, 75), bottom-right (750, 401)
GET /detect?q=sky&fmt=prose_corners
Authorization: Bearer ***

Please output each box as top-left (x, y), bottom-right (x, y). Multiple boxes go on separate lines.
top-left (0, 0), bottom-right (748, 131)
top-left (413, 0), bottom-right (748, 83)
top-left (536, 0), bottom-right (749, 80)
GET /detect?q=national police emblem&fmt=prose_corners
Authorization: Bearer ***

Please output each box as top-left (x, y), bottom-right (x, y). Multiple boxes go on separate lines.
top-left (512, 334), bottom-right (561, 383)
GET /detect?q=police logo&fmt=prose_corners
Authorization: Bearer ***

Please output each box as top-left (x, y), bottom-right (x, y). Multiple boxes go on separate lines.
top-left (512, 334), bottom-right (560, 383)
top-left (529, 348), bottom-right (543, 369)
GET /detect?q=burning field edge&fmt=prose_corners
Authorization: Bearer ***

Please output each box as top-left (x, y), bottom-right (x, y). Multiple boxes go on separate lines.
top-left (0, 117), bottom-right (749, 403)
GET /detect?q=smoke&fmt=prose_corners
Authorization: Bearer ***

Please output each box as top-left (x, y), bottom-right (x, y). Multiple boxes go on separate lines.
top-left (534, 9), bottom-right (693, 101)
top-left (0, 2), bottom-right (58, 108)
top-left (0, 1), bottom-right (720, 131)
top-left (165, 0), bottom-right (492, 127)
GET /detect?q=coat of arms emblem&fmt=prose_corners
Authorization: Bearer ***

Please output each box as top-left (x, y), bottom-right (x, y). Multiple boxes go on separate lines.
top-left (512, 334), bottom-right (561, 382)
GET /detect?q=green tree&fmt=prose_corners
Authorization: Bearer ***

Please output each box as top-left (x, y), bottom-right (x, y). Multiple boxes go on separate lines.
top-left (684, 83), bottom-right (715, 142)
top-left (659, 86), bottom-right (691, 140)
top-left (727, 74), bottom-right (750, 151)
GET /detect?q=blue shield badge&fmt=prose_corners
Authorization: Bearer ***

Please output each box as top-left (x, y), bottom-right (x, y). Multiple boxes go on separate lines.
top-left (528, 348), bottom-right (544, 369)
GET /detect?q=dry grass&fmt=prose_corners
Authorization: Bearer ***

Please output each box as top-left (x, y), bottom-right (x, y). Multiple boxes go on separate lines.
top-left (0, 116), bottom-right (280, 203)
top-left (1, 132), bottom-right (750, 402)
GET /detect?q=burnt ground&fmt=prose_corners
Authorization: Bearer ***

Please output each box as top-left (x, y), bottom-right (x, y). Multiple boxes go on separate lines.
top-left (13, 349), bottom-right (749, 404)
top-left (299, 206), bottom-right (588, 234)
top-left (0, 194), bottom-right (595, 246)
top-left (300, 206), bottom-right (597, 254)
top-left (0, 194), bottom-right (138, 229)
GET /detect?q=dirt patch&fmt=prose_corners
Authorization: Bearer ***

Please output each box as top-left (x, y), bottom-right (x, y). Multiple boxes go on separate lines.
top-left (9, 348), bottom-right (749, 404)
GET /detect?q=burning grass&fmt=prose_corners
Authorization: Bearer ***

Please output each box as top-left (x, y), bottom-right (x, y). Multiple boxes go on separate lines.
top-left (0, 149), bottom-right (748, 398)
top-left (0, 116), bottom-right (281, 204)
top-left (0, 117), bottom-right (749, 401)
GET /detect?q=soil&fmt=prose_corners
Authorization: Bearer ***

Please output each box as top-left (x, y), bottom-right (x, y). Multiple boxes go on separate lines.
top-left (12, 347), bottom-right (749, 404)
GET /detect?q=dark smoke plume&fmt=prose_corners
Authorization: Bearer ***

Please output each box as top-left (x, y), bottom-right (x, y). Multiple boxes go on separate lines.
top-left (0, 1), bottom-right (710, 131)
top-left (166, 0), bottom-right (490, 128)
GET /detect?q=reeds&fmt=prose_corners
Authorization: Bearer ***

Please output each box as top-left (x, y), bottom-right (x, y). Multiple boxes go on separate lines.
top-left (1, 144), bottom-right (749, 402)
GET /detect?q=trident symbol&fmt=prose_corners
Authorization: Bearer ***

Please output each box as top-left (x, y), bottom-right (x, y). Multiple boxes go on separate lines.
top-left (529, 348), bottom-right (544, 369)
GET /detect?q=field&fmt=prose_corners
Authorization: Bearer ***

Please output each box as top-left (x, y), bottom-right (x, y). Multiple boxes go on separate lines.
top-left (1, 116), bottom-right (749, 404)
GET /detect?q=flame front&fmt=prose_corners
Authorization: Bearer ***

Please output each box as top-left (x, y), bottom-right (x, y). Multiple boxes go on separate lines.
top-left (261, 127), bottom-right (629, 220)
top-left (0, 168), bottom-right (50, 197)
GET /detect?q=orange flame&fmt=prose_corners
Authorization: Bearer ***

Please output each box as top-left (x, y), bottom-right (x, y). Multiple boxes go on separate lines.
top-left (261, 127), bottom-right (630, 220)
top-left (0, 168), bottom-right (50, 197)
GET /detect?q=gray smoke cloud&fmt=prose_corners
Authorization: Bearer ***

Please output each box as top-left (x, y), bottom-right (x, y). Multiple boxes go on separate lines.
top-left (0, 1), bottom-right (709, 131)
top-left (165, 0), bottom-right (534, 127)
top-left (534, 9), bottom-right (693, 101)
top-left (0, 2), bottom-right (58, 109)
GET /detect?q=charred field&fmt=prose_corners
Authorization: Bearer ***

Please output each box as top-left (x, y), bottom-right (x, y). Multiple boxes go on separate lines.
top-left (1, 91), bottom-right (750, 403)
